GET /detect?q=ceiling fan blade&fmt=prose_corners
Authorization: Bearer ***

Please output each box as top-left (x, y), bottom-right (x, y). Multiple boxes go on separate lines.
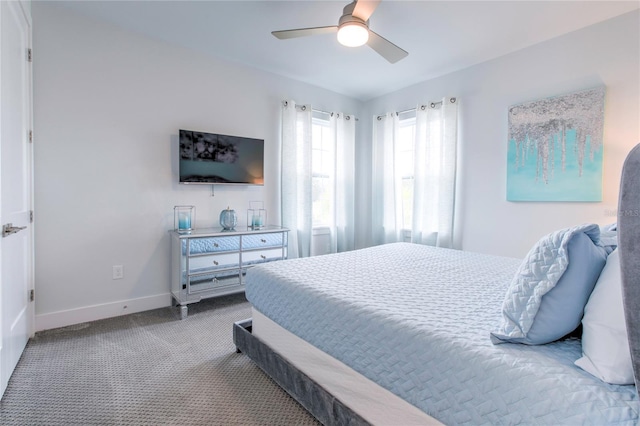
top-left (272, 26), bottom-right (338, 40)
top-left (352, 0), bottom-right (381, 22)
top-left (367, 30), bottom-right (408, 64)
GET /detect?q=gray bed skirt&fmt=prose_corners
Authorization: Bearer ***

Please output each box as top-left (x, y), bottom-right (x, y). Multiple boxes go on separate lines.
top-left (233, 319), bottom-right (370, 426)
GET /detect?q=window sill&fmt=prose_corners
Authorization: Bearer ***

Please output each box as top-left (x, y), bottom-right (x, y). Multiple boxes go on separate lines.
top-left (312, 226), bottom-right (331, 236)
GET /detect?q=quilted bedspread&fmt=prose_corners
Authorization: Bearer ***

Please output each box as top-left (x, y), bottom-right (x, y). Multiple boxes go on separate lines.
top-left (245, 243), bottom-right (638, 425)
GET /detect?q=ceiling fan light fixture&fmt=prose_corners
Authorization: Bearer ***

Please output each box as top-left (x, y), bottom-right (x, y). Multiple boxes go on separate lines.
top-left (272, 1), bottom-right (408, 63)
top-left (337, 22), bottom-right (369, 47)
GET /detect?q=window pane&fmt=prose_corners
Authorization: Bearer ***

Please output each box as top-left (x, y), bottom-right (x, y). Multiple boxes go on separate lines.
top-left (398, 151), bottom-right (413, 177)
top-left (402, 177), bottom-right (414, 230)
top-left (322, 150), bottom-right (333, 175)
top-left (312, 118), bottom-right (333, 228)
top-left (398, 117), bottom-right (415, 231)
top-left (312, 176), bottom-right (331, 226)
top-left (312, 125), bottom-right (322, 150)
top-left (398, 126), bottom-right (413, 151)
top-left (312, 151), bottom-right (322, 173)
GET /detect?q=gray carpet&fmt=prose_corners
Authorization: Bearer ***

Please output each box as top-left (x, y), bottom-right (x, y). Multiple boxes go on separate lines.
top-left (0, 294), bottom-right (320, 425)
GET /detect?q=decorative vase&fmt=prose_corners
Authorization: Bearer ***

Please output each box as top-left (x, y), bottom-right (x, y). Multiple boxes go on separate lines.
top-left (219, 207), bottom-right (238, 230)
top-left (174, 205), bottom-right (195, 233)
top-left (248, 201), bottom-right (267, 230)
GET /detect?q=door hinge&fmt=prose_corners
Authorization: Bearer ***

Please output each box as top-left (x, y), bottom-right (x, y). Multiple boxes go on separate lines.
top-left (28, 130), bottom-right (33, 143)
top-left (27, 48), bottom-right (32, 62)
top-left (30, 210), bottom-right (34, 223)
top-left (29, 289), bottom-right (34, 302)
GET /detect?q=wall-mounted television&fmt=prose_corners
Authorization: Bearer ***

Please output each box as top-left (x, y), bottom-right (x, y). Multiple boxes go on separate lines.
top-left (179, 129), bottom-right (264, 185)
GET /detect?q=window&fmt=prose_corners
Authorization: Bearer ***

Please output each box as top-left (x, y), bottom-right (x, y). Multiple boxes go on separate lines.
top-left (396, 113), bottom-right (445, 233)
top-left (397, 115), bottom-right (416, 230)
top-left (282, 101), bottom-right (356, 258)
top-left (311, 114), bottom-right (334, 228)
top-left (372, 99), bottom-right (458, 248)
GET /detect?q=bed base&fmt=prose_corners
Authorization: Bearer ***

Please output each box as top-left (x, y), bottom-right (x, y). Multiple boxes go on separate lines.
top-left (233, 318), bottom-right (370, 426)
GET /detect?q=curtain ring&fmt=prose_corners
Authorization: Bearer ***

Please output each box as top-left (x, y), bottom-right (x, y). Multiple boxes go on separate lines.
top-left (346, 115), bottom-right (351, 120)
top-left (301, 105), bottom-right (306, 111)
top-left (430, 102), bottom-right (436, 108)
top-left (450, 97), bottom-right (457, 103)
top-left (420, 105), bottom-right (427, 110)
top-left (377, 116), bottom-right (383, 121)
top-left (283, 100), bottom-right (289, 107)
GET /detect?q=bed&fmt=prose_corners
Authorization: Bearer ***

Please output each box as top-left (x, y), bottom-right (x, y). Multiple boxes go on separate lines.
top-left (233, 145), bottom-right (640, 425)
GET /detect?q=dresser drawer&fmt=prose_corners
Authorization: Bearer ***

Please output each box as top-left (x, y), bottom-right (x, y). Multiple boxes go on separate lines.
top-left (183, 236), bottom-right (240, 255)
top-left (188, 252), bottom-right (240, 272)
top-left (243, 232), bottom-right (286, 249)
top-left (242, 247), bottom-right (286, 265)
top-left (188, 272), bottom-right (241, 294)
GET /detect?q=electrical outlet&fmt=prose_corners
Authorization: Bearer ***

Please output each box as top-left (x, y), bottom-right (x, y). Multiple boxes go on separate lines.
top-left (112, 265), bottom-right (124, 280)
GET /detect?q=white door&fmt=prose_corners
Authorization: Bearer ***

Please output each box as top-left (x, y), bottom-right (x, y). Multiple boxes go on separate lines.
top-left (0, 0), bottom-right (33, 399)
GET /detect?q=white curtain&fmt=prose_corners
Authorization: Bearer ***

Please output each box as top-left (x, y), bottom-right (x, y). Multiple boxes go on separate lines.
top-left (411, 98), bottom-right (458, 248)
top-left (281, 101), bottom-right (356, 258)
top-left (281, 100), bottom-right (312, 258)
top-left (331, 113), bottom-right (356, 253)
top-left (372, 112), bottom-right (404, 244)
top-left (372, 98), bottom-right (458, 248)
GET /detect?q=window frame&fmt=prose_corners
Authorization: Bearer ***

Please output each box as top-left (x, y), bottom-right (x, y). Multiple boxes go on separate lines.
top-left (311, 113), bottom-right (334, 230)
top-left (397, 114), bottom-right (416, 233)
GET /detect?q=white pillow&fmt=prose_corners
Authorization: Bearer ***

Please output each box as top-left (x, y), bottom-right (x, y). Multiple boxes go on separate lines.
top-left (575, 249), bottom-right (635, 385)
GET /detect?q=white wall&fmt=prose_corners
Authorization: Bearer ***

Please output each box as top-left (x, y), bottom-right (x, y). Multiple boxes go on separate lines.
top-left (32, 4), bottom-right (362, 330)
top-left (33, 4), bottom-right (639, 330)
top-left (361, 10), bottom-right (639, 257)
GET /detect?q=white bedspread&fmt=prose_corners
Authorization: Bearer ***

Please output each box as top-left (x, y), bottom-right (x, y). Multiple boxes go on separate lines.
top-left (245, 243), bottom-right (638, 425)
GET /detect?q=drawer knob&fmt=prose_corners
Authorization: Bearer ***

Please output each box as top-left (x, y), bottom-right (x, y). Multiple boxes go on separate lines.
top-left (260, 238), bottom-right (266, 243)
top-left (213, 260), bottom-right (219, 266)
top-left (260, 255), bottom-right (266, 260)
top-left (214, 243), bottom-right (219, 248)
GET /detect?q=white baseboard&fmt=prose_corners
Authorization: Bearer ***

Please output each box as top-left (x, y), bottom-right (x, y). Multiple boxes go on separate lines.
top-left (35, 293), bottom-right (172, 332)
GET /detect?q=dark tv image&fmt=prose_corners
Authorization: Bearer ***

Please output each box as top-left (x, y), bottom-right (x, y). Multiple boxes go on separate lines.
top-left (179, 129), bottom-right (264, 185)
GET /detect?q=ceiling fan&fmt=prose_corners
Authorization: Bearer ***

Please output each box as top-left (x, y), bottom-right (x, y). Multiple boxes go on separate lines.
top-left (271, 0), bottom-right (408, 64)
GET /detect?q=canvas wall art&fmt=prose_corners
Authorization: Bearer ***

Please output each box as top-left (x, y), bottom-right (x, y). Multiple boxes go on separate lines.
top-left (507, 86), bottom-right (605, 202)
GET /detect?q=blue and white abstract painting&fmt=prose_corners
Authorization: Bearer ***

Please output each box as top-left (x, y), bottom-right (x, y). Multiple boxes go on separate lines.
top-left (507, 87), bottom-right (605, 201)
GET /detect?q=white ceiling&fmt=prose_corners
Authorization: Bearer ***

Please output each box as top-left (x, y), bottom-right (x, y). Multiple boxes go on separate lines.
top-left (52, 0), bottom-right (639, 101)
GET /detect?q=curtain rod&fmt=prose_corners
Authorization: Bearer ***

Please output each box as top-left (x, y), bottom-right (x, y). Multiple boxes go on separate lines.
top-left (378, 97), bottom-right (457, 120)
top-left (311, 107), bottom-right (359, 121)
top-left (316, 105), bottom-right (359, 121)
top-left (282, 100), bottom-right (358, 121)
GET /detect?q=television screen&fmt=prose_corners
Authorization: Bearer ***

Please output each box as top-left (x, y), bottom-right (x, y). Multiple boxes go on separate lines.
top-left (179, 129), bottom-right (264, 185)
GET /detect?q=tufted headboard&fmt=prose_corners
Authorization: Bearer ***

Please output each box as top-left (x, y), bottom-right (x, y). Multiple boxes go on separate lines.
top-left (618, 143), bottom-right (640, 391)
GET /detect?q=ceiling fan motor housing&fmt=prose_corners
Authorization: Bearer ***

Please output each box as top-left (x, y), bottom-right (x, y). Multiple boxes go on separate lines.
top-left (339, 14), bottom-right (368, 29)
top-left (339, 1), bottom-right (370, 29)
